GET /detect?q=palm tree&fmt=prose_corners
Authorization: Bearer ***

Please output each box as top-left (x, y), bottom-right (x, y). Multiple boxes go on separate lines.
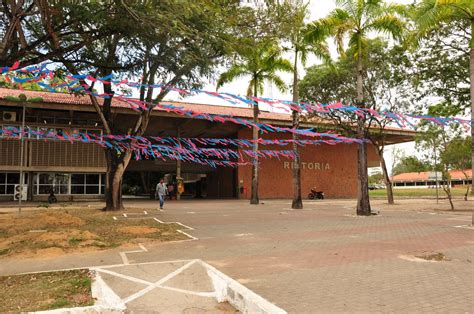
top-left (412, 0), bottom-right (473, 222)
top-left (307, 0), bottom-right (405, 215)
top-left (286, 0), bottom-right (330, 209)
top-left (217, 42), bottom-right (293, 204)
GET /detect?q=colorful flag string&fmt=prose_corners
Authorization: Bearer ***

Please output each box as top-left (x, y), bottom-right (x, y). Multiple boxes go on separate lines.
top-left (1, 63), bottom-right (471, 130)
top-left (1, 127), bottom-right (361, 167)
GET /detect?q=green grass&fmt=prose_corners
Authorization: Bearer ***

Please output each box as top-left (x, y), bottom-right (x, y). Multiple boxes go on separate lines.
top-left (369, 187), bottom-right (469, 198)
top-left (0, 269), bottom-right (94, 313)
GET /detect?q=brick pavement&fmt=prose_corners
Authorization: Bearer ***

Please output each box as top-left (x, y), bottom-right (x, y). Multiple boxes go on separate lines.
top-left (1, 198), bottom-right (473, 313)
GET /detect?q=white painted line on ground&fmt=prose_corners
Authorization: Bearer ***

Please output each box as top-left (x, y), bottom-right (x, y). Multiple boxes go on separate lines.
top-left (453, 224), bottom-right (474, 230)
top-left (138, 243), bottom-right (148, 252)
top-left (119, 252), bottom-right (130, 265)
top-left (151, 217), bottom-right (197, 240)
top-left (398, 255), bottom-right (438, 263)
top-left (9, 264), bottom-right (127, 276)
top-left (122, 260), bottom-right (198, 304)
top-left (177, 230), bottom-right (198, 241)
top-left (99, 259), bottom-right (194, 269)
top-left (174, 221), bottom-right (194, 230)
top-left (157, 285), bottom-right (216, 297)
top-left (234, 233), bottom-right (253, 237)
top-left (118, 242), bottom-right (149, 265)
top-left (94, 268), bottom-right (153, 286)
top-left (154, 259), bottom-right (198, 286)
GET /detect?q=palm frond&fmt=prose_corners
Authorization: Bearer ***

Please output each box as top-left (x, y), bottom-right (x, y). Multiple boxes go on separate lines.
top-left (412, 0), bottom-right (471, 42)
top-left (365, 14), bottom-right (406, 41)
top-left (307, 42), bottom-right (332, 65)
top-left (216, 65), bottom-right (249, 90)
top-left (263, 57), bottom-right (294, 73)
top-left (264, 73), bottom-right (288, 93)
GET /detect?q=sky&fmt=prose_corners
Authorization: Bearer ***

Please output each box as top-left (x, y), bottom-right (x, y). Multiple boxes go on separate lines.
top-left (161, 0), bottom-right (419, 175)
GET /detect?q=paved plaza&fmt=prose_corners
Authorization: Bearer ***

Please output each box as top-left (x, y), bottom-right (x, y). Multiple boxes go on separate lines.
top-left (1, 199), bottom-right (473, 313)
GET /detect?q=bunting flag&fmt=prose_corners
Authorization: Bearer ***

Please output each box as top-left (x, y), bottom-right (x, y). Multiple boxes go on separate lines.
top-left (0, 126), bottom-right (363, 147)
top-left (0, 63), bottom-right (471, 130)
top-left (2, 127), bottom-right (361, 167)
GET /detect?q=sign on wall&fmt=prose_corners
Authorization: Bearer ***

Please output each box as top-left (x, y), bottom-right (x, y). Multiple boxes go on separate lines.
top-left (283, 161), bottom-right (330, 170)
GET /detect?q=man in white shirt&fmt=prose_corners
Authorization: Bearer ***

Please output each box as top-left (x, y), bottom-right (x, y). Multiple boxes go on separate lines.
top-left (155, 178), bottom-right (167, 209)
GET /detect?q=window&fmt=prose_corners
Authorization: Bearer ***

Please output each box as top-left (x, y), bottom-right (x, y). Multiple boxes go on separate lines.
top-left (0, 172), bottom-right (27, 195)
top-left (33, 173), bottom-right (104, 195)
top-left (34, 173), bottom-right (69, 195)
top-left (101, 174), bottom-right (105, 194)
top-left (70, 173), bottom-right (103, 195)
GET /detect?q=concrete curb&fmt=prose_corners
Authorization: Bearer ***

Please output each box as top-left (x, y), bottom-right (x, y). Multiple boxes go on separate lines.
top-left (202, 260), bottom-right (287, 314)
top-left (31, 259), bottom-right (287, 313)
top-left (33, 271), bottom-right (125, 314)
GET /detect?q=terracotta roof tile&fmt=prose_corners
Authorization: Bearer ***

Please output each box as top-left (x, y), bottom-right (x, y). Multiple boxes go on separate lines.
top-left (392, 169), bottom-right (472, 181)
top-left (0, 88), bottom-right (418, 136)
top-left (0, 88), bottom-right (291, 121)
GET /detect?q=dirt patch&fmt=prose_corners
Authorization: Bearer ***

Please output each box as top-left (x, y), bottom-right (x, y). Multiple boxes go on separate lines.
top-left (0, 269), bottom-right (93, 313)
top-left (119, 226), bottom-right (160, 235)
top-left (0, 207), bottom-right (187, 258)
top-left (34, 247), bottom-right (66, 258)
top-left (416, 252), bottom-right (451, 261)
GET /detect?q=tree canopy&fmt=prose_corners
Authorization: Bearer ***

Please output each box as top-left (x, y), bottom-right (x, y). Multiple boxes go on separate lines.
top-left (392, 156), bottom-right (431, 175)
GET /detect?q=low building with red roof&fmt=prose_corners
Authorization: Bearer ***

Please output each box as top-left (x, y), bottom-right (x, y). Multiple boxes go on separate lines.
top-left (0, 87), bottom-right (417, 201)
top-left (391, 170), bottom-right (472, 188)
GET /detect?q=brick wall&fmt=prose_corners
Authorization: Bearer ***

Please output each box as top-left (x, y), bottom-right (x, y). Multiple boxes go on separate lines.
top-left (237, 129), bottom-right (379, 199)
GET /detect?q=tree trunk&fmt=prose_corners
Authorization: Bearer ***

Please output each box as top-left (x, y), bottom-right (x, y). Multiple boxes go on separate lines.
top-left (291, 50), bottom-right (303, 209)
top-left (376, 146), bottom-right (394, 204)
top-left (357, 140), bottom-right (371, 215)
top-left (250, 78), bottom-right (259, 204)
top-left (442, 182), bottom-right (454, 210)
top-left (464, 183), bottom-right (470, 201)
top-left (104, 149), bottom-right (133, 211)
top-left (469, 36), bottom-right (473, 224)
top-left (356, 46), bottom-right (371, 216)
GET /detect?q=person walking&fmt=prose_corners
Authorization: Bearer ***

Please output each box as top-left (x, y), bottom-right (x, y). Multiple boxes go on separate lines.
top-left (155, 178), bottom-right (168, 209)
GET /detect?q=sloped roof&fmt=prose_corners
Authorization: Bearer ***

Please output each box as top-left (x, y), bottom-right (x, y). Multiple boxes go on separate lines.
top-left (0, 87), bottom-right (291, 121)
top-left (392, 169), bottom-right (472, 182)
top-left (0, 87), bottom-right (417, 139)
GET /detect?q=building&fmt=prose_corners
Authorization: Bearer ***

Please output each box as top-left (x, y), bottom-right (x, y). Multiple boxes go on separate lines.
top-left (391, 170), bottom-right (473, 188)
top-left (0, 88), bottom-right (416, 201)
